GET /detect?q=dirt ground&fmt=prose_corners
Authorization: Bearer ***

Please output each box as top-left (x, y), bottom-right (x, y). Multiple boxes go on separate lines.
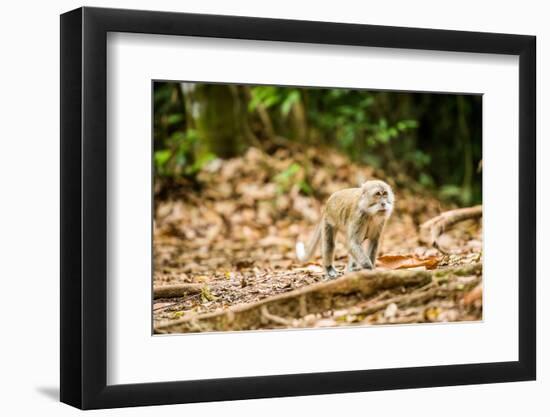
top-left (153, 145), bottom-right (482, 333)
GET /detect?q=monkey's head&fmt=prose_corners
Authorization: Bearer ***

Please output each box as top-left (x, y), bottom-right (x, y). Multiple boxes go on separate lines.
top-left (359, 180), bottom-right (394, 218)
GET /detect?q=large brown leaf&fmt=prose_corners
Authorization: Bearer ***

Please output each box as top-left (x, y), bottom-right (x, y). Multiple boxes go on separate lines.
top-left (376, 254), bottom-right (440, 270)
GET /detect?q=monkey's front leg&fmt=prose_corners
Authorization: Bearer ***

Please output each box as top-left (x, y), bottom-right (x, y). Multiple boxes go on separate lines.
top-left (348, 237), bottom-right (373, 270)
top-left (347, 257), bottom-right (360, 272)
top-left (366, 238), bottom-right (379, 267)
top-left (349, 241), bottom-right (373, 270)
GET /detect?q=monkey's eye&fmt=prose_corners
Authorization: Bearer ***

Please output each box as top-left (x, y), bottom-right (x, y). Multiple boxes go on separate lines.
top-left (375, 191), bottom-right (382, 197)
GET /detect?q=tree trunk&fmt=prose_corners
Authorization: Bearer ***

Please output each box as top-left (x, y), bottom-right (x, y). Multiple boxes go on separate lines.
top-left (191, 84), bottom-right (253, 158)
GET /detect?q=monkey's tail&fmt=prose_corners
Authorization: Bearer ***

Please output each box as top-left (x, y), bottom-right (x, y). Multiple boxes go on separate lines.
top-left (296, 219), bottom-right (322, 262)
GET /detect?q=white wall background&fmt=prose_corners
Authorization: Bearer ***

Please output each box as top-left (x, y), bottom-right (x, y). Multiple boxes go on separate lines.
top-left (0, 0), bottom-right (545, 415)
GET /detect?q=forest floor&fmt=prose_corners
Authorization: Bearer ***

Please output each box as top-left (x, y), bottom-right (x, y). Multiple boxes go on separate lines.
top-left (153, 144), bottom-right (482, 333)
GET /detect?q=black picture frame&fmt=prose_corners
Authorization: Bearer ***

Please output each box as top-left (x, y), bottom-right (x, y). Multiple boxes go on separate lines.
top-left (60, 6), bottom-right (536, 410)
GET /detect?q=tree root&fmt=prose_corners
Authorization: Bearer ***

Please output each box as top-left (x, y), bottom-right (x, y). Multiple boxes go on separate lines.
top-left (261, 306), bottom-right (293, 326)
top-left (153, 283), bottom-right (204, 299)
top-left (154, 263), bottom-right (481, 333)
top-left (463, 283), bottom-right (483, 305)
top-left (419, 205), bottom-right (482, 251)
top-left (289, 274), bottom-right (481, 328)
top-left (349, 275), bottom-right (479, 317)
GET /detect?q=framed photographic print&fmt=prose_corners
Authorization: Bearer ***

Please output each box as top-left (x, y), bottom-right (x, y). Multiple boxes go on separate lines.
top-left (60, 6), bottom-right (536, 409)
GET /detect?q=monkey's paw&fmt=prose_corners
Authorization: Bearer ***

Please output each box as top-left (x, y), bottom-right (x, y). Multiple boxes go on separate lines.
top-left (347, 263), bottom-right (361, 272)
top-left (325, 266), bottom-right (339, 279)
top-left (360, 261), bottom-right (374, 270)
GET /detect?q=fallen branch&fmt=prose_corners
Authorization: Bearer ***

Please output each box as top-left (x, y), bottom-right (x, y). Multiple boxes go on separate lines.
top-left (153, 283), bottom-right (204, 299)
top-left (155, 263), bottom-right (481, 333)
top-left (419, 205), bottom-right (482, 251)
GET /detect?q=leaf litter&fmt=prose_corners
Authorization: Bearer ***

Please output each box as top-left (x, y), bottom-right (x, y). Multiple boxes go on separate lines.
top-left (153, 144), bottom-right (482, 331)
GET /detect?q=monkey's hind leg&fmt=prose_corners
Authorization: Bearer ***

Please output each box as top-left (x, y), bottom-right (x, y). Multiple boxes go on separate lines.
top-left (321, 221), bottom-right (338, 279)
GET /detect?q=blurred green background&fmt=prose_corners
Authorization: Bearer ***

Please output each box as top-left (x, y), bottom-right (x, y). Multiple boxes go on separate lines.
top-left (153, 82), bottom-right (482, 205)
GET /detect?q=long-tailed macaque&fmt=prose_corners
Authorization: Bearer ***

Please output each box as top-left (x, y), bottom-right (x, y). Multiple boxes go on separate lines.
top-left (296, 180), bottom-right (394, 278)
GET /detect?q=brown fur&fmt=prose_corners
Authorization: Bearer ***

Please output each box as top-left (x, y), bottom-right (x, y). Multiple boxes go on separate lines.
top-left (296, 180), bottom-right (394, 278)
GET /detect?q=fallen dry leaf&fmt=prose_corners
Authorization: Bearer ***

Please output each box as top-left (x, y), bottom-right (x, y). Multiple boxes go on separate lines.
top-left (384, 302), bottom-right (398, 319)
top-left (258, 236), bottom-right (294, 249)
top-left (294, 264), bottom-right (325, 273)
top-left (377, 254), bottom-right (440, 270)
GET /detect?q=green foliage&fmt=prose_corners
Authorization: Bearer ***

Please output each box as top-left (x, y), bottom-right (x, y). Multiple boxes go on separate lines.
top-left (153, 81), bottom-right (482, 206)
top-left (154, 128), bottom-right (214, 176)
top-left (273, 163), bottom-right (312, 195)
top-left (418, 172), bottom-right (435, 188)
top-left (440, 184), bottom-right (473, 206)
top-left (153, 83), bottom-right (217, 177)
top-left (306, 89), bottom-right (419, 164)
top-left (249, 86), bottom-right (301, 116)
